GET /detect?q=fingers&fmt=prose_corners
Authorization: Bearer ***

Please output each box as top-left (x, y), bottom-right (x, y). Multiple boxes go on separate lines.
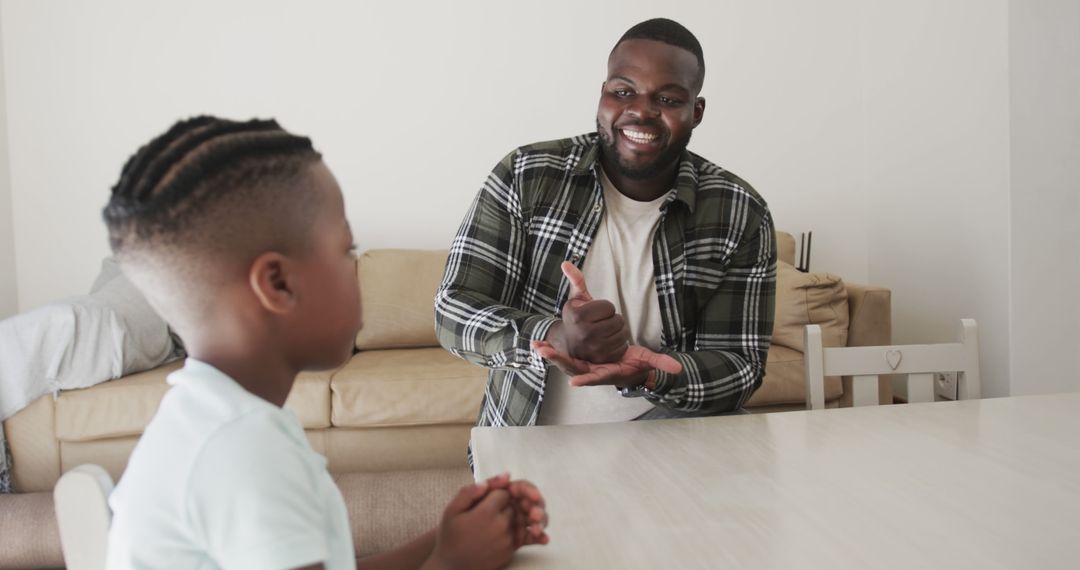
top-left (507, 479), bottom-right (549, 548)
top-left (514, 506), bottom-right (527, 548)
top-left (529, 531), bottom-right (551, 546)
top-left (484, 472), bottom-right (511, 492)
top-left (530, 504), bottom-right (548, 528)
top-left (567, 364), bottom-right (626, 387)
top-left (526, 503), bottom-right (550, 545)
top-left (508, 479), bottom-right (544, 505)
top-left (628, 346), bottom-right (683, 375)
top-left (478, 488), bottom-right (512, 511)
top-left (535, 338), bottom-right (682, 383)
top-left (531, 340), bottom-right (590, 375)
top-left (443, 481), bottom-right (490, 517)
top-left (574, 299), bottom-right (617, 323)
top-left (576, 335), bottom-right (629, 366)
top-left (561, 261), bottom-right (592, 302)
top-left (522, 502), bottom-right (550, 546)
top-left (560, 304), bottom-right (628, 363)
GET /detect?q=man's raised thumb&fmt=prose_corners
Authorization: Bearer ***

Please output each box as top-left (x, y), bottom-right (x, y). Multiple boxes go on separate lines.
top-left (562, 261), bottom-right (592, 302)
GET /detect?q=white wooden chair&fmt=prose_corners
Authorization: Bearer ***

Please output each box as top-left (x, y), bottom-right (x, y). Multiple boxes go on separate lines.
top-left (54, 464), bottom-right (114, 570)
top-left (803, 319), bottom-right (980, 410)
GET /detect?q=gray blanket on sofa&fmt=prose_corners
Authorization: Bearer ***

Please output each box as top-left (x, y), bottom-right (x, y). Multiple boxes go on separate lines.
top-left (0, 258), bottom-right (182, 492)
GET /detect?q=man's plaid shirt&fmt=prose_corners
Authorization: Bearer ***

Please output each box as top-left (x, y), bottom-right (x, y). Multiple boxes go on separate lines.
top-left (435, 133), bottom-right (776, 427)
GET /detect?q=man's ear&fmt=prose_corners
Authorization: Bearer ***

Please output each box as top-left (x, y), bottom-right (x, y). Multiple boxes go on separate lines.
top-left (693, 97), bottom-right (706, 128)
top-left (249, 252), bottom-right (296, 315)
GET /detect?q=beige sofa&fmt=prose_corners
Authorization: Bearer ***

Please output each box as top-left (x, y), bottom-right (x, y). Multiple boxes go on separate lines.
top-left (3, 231), bottom-right (891, 494)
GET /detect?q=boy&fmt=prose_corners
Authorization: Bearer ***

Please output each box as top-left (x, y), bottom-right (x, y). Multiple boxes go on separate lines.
top-left (102, 116), bottom-right (547, 569)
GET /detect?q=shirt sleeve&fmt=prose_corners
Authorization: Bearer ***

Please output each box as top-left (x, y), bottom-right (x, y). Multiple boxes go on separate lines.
top-left (185, 412), bottom-right (330, 570)
top-left (434, 150), bottom-right (557, 373)
top-left (648, 208), bottom-right (778, 412)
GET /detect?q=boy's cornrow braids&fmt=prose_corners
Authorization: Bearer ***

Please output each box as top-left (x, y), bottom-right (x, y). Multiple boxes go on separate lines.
top-left (148, 132), bottom-right (317, 228)
top-left (104, 116), bottom-right (319, 251)
top-left (112, 116), bottom-right (217, 204)
top-left (130, 118), bottom-right (282, 202)
top-left (105, 117), bottom-right (215, 229)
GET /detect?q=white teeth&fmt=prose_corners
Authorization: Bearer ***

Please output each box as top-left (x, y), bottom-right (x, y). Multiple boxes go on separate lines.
top-left (622, 129), bottom-right (658, 144)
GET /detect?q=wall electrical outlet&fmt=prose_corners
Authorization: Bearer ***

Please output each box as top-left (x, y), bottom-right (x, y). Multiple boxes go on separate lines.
top-left (935, 372), bottom-right (958, 400)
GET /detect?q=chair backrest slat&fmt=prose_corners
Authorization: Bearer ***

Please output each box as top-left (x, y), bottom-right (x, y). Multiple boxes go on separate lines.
top-left (54, 464), bottom-right (114, 570)
top-left (822, 343), bottom-right (966, 376)
top-left (804, 319), bottom-right (980, 410)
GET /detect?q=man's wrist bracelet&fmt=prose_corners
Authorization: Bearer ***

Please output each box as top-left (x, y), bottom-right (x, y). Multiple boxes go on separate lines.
top-left (619, 370), bottom-right (656, 398)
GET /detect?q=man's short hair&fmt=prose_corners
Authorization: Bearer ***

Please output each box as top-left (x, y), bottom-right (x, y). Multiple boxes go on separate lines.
top-left (613, 18), bottom-right (706, 91)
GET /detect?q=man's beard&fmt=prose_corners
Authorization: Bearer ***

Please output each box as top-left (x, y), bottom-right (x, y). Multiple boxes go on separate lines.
top-left (597, 119), bottom-right (692, 181)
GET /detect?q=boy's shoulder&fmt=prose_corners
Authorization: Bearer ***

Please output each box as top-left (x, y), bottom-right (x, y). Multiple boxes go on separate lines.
top-left (117, 362), bottom-right (313, 500)
top-left (108, 370), bottom-right (341, 569)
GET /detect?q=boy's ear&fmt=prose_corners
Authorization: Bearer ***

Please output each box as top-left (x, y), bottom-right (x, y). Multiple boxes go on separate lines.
top-left (249, 252), bottom-right (297, 315)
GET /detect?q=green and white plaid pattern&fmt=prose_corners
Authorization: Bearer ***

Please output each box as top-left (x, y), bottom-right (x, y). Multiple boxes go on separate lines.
top-left (436, 133), bottom-right (776, 427)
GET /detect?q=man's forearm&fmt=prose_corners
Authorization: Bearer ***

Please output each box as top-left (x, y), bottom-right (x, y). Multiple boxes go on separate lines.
top-left (435, 286), bottom-right (557, 370)
top-left (647, 348), bottom-right (766, 412)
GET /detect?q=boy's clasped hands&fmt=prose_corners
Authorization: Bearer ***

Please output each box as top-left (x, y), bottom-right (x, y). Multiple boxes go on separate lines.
top-left (430, 473), bottom-right (549, 570)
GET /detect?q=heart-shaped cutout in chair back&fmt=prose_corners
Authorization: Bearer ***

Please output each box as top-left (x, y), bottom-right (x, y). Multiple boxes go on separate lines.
top-left (885, 350), bottom-right (903, 370)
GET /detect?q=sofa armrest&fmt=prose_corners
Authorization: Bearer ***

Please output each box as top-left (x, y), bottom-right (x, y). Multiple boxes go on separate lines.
top-left (845, 282), bottom-right (892, 347)
top-left (3, 394), bottom-right (61, 493)
top-left (843, 282), bottom-right (893, 406)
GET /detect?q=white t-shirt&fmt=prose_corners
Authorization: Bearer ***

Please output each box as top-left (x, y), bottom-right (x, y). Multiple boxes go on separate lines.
top-left (537, 168), bottom-right (669, 425)
top-left (106, 359), bottom-right (354, 570)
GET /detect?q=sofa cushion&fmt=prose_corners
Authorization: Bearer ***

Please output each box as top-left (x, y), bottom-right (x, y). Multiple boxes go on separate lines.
top-left (771, 261), bottom-right (849, 353)
top-left (331, 348), bottom-right (486, 427)
top-left (283, 368), bottom-right (337, 430)
top-left (747, 345), bottom-right (842, 407)
top-left (745, 261), bottom-right (847, 408)
top-left (54, 362), bottom-right (178, 442)
top-left (54, 361), bottom-right (334, 442)
top-left (354, 249), bottom-right (450, 351)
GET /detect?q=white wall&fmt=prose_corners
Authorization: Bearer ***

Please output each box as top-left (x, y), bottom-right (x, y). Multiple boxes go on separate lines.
top-left (1, 0), bottom-right (872, 312)
top-left (0, 6), bottom-right (15, 319)
top-left (861, 0), bottom-right (1014, 397)
top-left (1008, 0), bottom-right (1080, 395)
top-left (2, 1), bottom-right (1075, 396)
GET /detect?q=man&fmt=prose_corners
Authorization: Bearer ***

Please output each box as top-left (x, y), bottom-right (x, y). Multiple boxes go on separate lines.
top-left (436, 18), bottom-right (776, 428)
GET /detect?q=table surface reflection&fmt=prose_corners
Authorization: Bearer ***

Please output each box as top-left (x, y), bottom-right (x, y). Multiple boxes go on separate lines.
top-left (471, 393), bottom-right (1080, 569)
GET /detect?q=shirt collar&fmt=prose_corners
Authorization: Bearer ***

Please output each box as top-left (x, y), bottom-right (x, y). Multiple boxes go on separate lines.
top-left (574, 133), bottom-right (698, 214)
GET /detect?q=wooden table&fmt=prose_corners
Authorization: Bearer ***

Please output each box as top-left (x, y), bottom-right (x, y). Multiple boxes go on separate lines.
top-left (471, 393), bottom-right (1080, 569)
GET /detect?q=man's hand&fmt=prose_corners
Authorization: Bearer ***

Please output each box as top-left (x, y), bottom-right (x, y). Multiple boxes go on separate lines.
top-left (546, 262), bottom-right (630, 365)
top-left (531, 340), bottom-right (683, 388)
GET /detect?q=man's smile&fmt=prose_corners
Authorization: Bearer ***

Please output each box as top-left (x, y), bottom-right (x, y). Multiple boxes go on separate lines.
top-left (618, 127), bottom-right (663, 147)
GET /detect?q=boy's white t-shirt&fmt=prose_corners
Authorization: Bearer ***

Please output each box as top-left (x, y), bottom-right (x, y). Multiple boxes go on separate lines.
top-left (106, 359), bottom-right (354, 570)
